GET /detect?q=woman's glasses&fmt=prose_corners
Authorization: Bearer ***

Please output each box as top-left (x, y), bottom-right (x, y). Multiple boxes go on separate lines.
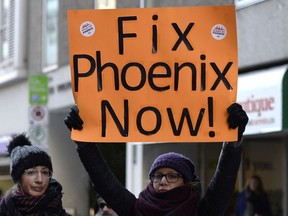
top-left (151, 173), bottom-right (182, 183)
top-left (24, 168), bottom-right (53, 178)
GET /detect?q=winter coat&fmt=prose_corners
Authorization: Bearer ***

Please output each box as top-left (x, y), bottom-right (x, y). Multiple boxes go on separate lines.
top-left (76, 141), bottom-right (242, 216)
top-left (0, 179), bottom-right (70, 216)
top-left (235, 190), bottom-right (272, 216)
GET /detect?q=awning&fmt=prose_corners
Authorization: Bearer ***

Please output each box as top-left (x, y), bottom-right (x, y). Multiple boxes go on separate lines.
top-left (237, 64), bottom-right (288, 135)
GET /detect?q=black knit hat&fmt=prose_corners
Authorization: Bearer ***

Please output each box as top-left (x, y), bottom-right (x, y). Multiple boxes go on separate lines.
top-left (149, 152), bottom-right (195, 182)
top-left (7, 133), bottom-right (53, 183)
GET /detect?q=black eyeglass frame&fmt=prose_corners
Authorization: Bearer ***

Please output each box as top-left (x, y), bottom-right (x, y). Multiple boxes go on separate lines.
top-left (150, 173), bottom-right (182, 183)
top-left (23, 168), bottom-right (53, 178)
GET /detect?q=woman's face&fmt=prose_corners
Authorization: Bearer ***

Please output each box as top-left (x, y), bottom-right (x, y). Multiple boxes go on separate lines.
top-left (19, 166), bottom-right (51, 196)
top-left (152, 167), bottom-right (185, 192)
top-left (249, 178), bottom-right (259, 191)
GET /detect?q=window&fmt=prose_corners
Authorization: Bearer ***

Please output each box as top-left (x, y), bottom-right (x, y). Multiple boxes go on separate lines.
top-left (0, 0), bottom-right (26, 84)
top-left (0, 0), bottom-right (14, 72)
top-left (42, 0), bottom-right (58, 72)
top-left (139, 0), bottom-right (180, 8)
top-left (95, 0), bottom-right (116, 9)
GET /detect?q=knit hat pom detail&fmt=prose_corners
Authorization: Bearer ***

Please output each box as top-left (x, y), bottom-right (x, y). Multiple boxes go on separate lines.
top-left (7, 133), bottom-right (32, 156)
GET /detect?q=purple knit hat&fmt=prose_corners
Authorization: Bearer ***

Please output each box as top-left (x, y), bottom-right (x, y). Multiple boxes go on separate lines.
top-left (149, 152), bottom-right (195, 182)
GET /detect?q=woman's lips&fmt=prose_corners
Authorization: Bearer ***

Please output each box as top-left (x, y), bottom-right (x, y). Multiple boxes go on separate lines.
top-left (31, 187), bottom-right (44, 192)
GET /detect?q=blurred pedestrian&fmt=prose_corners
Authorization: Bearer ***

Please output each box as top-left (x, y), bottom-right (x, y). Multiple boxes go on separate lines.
top-left (0, 133), bottom-right (71, 215)
top-left (64, 103), bottom-right (249, 216)
top-left (235, 175), bottom-right (272, 216)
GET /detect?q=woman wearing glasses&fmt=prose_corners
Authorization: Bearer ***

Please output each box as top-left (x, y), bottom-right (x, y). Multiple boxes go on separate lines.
top-left (0, 133), bottom-right (70, 215)
top-left (65, 103), bottom-right (248, 216)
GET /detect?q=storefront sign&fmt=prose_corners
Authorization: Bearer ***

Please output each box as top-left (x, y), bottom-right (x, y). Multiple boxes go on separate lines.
top-left (238, 65), bottom-right (288, 135)
top-left (68, 6), bottom-right (238, 142)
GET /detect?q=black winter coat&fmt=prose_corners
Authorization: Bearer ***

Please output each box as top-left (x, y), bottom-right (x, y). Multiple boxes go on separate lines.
top-left (76, 142), bottom-right (242, 216)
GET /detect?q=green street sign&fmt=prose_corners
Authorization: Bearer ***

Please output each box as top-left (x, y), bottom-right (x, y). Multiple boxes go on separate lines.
top-left (29, 75), bottom-right (48, 105)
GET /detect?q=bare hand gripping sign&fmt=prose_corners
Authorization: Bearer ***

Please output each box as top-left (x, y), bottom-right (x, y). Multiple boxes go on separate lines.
top-left (68, 5), bottom-right (238, 142)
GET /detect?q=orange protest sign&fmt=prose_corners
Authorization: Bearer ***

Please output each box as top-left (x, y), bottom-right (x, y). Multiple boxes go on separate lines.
top-left (68, 5), bottom-right (238, 142)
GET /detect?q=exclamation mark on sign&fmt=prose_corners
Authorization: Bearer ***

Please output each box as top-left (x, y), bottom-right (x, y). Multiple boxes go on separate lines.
top-left (208, 97), bottom-right (215, 137)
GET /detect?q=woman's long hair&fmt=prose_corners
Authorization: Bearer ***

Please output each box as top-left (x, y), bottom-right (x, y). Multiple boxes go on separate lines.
top-left (245, 175), bottom-right (265, 195)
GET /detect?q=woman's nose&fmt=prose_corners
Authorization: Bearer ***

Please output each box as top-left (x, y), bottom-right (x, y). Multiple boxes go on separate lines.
top-left (160, 175), bottom-right (168, 184)
top-left (35, 172), bottom-right (43, 182)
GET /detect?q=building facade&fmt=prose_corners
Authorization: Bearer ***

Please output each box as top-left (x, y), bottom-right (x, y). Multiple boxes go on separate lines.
top-left (0, 0), bottom-right (287, 215)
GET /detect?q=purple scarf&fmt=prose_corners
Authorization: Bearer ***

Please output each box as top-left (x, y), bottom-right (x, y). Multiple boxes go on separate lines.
top-left (134, 183), bottom-right (200, 216)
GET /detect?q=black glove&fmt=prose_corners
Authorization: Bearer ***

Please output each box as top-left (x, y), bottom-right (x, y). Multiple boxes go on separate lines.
top-left (227, 103), bottom-right (249, 141)
top-left (64, 105), bottom-right (84, 131)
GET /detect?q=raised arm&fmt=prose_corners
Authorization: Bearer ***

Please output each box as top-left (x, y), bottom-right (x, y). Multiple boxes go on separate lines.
top-left (198, 103), bottom-right (249, 215)
top-left (64, 106), bottom-right (136, 216)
